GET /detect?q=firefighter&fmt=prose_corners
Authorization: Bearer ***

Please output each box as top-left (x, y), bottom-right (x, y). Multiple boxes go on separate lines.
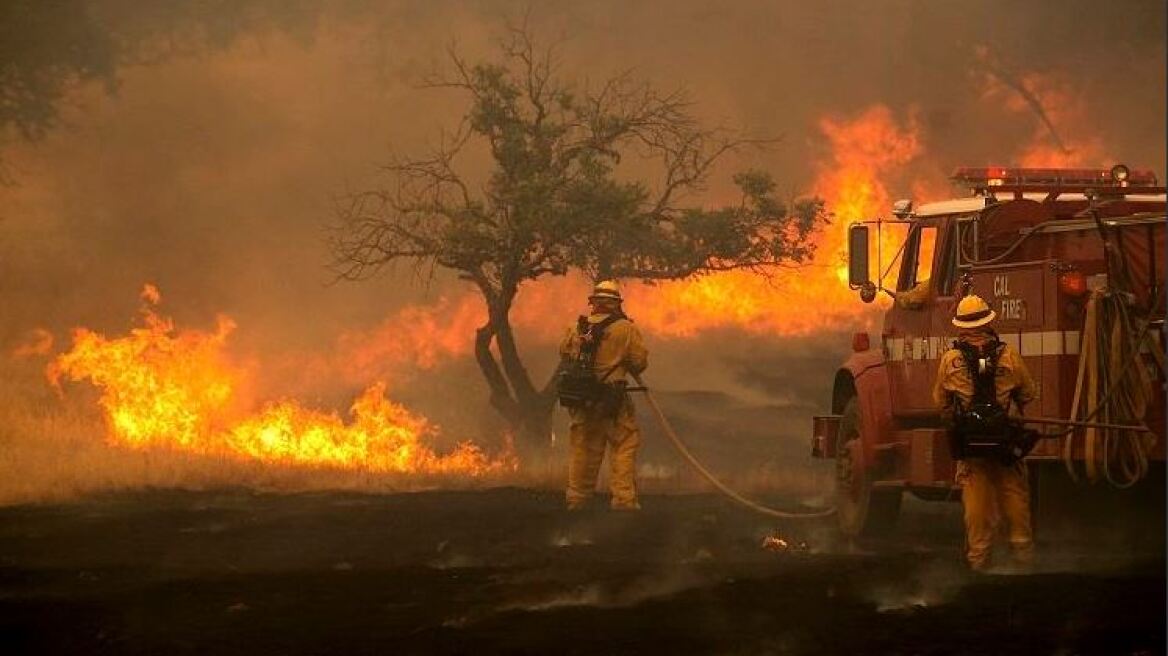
top-left (558, 280), bottom-right (649, 511)
top-left (933, 294), bottom-right (1038, 571)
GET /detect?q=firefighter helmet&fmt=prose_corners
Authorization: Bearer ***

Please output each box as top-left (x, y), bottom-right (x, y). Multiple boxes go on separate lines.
top-left (588, 280), bottom-right (623, 302)
top-left (952, 294), bottom-right (996, 328)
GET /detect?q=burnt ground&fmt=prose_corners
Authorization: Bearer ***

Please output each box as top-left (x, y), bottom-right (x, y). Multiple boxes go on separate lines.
top-left (0, 488), bottom-right (1163, 656)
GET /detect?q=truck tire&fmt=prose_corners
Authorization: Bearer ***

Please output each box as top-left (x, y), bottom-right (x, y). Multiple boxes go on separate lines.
top-left (835, 396), bottom-right (902, 537)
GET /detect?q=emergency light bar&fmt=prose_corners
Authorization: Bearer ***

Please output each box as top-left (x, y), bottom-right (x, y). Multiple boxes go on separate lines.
top-left (951, 165), bottom-right (1159, 191)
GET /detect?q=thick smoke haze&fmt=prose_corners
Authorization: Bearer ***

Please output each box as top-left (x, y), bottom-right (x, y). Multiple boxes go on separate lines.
top-left (0, 0), bottom-right (1163, 498)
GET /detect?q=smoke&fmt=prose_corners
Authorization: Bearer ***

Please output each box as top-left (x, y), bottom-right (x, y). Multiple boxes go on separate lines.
top-left (0, 0), bottom-right (1164, 499)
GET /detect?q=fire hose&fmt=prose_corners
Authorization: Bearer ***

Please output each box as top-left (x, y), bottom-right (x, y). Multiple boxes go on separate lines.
top-left (624, 368), bottom-right (1147, 519)
top-left (1061, 290), bottom-right (1163, 488)
top-left (629, 373), bottom-right (835, 520)
top-left (1057, 205), bottom-right (1164, 487)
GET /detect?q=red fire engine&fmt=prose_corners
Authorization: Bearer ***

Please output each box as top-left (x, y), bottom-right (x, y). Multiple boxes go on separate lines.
top-left (812, 164), bottom-right (1166, 537)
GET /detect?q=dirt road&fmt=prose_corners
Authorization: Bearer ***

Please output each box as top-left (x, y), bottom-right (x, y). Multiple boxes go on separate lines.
top-left (0, 488), bottom-right (1162, 655)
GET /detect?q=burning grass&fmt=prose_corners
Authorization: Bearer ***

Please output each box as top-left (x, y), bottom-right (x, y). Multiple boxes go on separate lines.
top-left (0, 350), bottom-right (832, 506)
top-left (0, 364), bottom-right (519, 506)
top-left (0, 286), bottom-right (829, 506)
top-left (0, 286), bottom-right (525, 505)
top-left (45, 285), bottom-right (516, 477)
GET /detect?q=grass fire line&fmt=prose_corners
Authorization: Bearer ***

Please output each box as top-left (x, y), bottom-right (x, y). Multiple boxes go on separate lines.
top-left (36, 282), bottom-right (846, 516)
top-left (47, 284), bottom-right (516, 478)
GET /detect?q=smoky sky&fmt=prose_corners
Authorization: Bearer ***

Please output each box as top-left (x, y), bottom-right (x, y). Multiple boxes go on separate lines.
top-left (0, 0), bottom-right (1164, 426)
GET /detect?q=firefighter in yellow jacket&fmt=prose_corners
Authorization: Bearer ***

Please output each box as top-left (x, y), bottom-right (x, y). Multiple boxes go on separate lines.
top-left (558, 280), bottom-right (648, 511)
top-left (933, 294), bottom-right (1038, 571)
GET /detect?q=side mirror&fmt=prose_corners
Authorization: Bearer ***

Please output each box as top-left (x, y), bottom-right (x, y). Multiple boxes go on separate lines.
top-left (847, 224), bottom-right (871, 289)
top-left (848, 224), bottom-right (878, 303)
top-left (848, 225), bottom-right (878, 304)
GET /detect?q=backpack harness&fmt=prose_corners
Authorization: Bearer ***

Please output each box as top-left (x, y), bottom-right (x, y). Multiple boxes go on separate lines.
top-left (949, 339), bottom-right (1038, 464)
top-left (556, 313), bottom-right (629, 413)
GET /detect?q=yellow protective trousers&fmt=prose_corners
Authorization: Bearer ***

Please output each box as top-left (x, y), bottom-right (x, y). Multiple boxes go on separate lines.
top-left (566, 398), bottom-right (641, 510)
top-left (957, 458), bottom-right (1033, 570)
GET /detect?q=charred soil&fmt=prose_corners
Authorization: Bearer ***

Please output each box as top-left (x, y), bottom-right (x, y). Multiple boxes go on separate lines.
top-left (0, 488), bottom-right (1163, 655)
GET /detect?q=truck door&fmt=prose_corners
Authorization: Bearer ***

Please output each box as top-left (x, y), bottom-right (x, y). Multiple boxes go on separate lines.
top-left (927, 215), bottom-right (963, 377)
top-left (885, 221), bottom-right (939, 412)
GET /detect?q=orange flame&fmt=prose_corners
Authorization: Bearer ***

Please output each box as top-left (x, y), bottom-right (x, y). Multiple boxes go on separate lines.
top-left (227, 382), bottom-right (506, 474)
top-left (49, 288), bottom-right (238, 449)
top-left (622, 105), bottom-right (925, 337)
top-left (331, 294), bottom-right (483, 384)
top-left (50, 286), bottom-right (513, 475)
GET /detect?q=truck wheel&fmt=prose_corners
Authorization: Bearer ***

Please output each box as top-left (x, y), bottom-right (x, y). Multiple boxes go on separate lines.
top-left (835, 397), bottom-right (902, 537)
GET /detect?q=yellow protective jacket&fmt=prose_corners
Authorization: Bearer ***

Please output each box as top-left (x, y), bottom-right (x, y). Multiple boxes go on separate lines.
top-left (559, 313), bottom-right (648, 383)
top-left (932, 337), bottom-right (1037, 416)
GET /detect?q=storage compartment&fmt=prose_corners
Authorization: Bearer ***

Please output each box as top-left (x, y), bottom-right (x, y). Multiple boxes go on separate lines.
top-left (811, 415), bottom-right (842, 458)
top-left (908, 428), bottom-right (955, 485)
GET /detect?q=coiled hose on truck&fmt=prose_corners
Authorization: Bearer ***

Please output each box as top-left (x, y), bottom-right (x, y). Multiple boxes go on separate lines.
top-left (1063, 290), bottom-right (1165, 488)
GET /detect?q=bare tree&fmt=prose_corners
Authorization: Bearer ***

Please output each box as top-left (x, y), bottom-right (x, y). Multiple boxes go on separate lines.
top-left (332, 22), bottom-right (824, 446)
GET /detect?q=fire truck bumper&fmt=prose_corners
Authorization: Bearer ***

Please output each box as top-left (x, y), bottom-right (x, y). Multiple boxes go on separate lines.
top-left (811, 415), bottom-right (842, 458)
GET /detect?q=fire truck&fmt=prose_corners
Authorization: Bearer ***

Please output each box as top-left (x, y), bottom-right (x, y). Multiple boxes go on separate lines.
top-left (812, 165), bottom-right (1166, 537)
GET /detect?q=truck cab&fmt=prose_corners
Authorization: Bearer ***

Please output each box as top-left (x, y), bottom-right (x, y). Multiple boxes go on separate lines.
top-left (813, 165), bottom-right (1167, 537)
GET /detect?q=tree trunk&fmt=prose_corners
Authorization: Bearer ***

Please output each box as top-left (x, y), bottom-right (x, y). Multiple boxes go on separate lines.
top-left (470, 289), bottom-right (558, 449)
top-left (491, 303), bottom-right (538, 405)
top-left (474, 322), bottom-right (522, 426)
